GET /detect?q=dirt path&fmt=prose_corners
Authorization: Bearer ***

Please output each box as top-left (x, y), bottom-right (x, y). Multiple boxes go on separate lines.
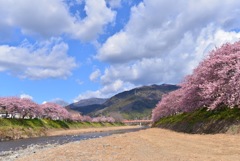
top-left (16, 128), bottom-right (240, 161)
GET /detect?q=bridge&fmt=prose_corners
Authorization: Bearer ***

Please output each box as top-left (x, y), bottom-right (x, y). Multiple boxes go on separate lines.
top-left (123, 120), bottom-right (152, 126)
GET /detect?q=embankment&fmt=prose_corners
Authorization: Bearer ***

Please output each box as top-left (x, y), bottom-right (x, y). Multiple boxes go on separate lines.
top-left (153, 107), bottom-right (240, 134)
top-left (0, 118), bottom-right (124, 141)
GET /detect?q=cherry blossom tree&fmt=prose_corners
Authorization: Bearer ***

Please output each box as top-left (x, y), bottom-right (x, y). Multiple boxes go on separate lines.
top-left (0, 97), bottom-right (12, 117)
top-left (92, 117), bottom-right (101, 122)
top-left (69, 112), bottom-right (83, 122)
top-left (92, 116), bottom-right (115, 123)
top-left (0, 97), bottom-right (41, 119)
top-left (82, 115), bottom-right (92, 122)
top-left (18, 98), bottom-right (41, 119)
top-left (0, 97), bottom-right (23, 118)
top-left (106, 117), bottom-right (115, 123)
top-left (152, 41), bottom-right (240, 122)
top-left (40, 102), bottom-right (70, 120)
top-left (0, 96), bottom-right (116, 123)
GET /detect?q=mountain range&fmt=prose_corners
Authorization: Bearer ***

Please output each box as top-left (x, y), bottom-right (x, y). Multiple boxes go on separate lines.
top-left (68, 84), bottom-right (179, 120)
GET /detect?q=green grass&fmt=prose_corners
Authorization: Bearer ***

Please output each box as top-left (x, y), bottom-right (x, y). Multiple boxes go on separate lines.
top-left (0, 118), bottom-right (124, 129)
top-left (153, 107), bottom-right (240, 134)
top-left (0, 118), bottom-right (124, 140)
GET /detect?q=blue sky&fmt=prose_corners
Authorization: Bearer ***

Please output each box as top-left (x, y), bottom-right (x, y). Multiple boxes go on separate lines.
top-left (1, 0), bottom-right (240, 104)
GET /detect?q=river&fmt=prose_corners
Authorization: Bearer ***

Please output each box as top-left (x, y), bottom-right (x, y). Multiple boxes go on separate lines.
top-left (0, 126), bottom-right (146, 154)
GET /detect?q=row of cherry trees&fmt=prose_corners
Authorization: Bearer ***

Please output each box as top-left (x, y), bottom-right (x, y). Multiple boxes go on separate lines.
top-left (0, 97), bottom-right (115, 123)
top-left (152, 41), bottom-right (240, 122)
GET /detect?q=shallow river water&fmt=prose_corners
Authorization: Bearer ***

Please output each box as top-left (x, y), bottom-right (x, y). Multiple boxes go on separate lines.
top-left (0, 127), bottom-right (146, 153)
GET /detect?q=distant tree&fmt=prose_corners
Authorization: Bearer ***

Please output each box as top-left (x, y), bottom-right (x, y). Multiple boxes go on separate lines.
top-left (152, 41), bottom-right (240, 122)
top-left (18, 98), bottom-right (41, 119)
top-left (0, 97), bottom-right (13, 117)
top-left (69, 112), bottom-right (83, 122)
top-left (106, 117), bottom-right (115, 123)
top-left (0, 97), bottom-right (41, 119)
top-left (40, 102), bottom-right (70, 120)
top-left (92, 117), bottom-right (101, 122)
top-left (82, 115), bottom-right (92, 122)
top-left (0, 97), bottom-right (22, 118)
top-left (92, 116), bottom-right (115, 123)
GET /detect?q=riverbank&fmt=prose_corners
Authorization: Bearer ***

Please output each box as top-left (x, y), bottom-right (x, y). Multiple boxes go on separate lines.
top-left (153, 107), bottom-right (240, 134)
top-left (12, 128), bottom-right (240, 161)
top-left (0, 118), bottom-right (124, 141)
top-left (0, 126), bottom-right (142, 160)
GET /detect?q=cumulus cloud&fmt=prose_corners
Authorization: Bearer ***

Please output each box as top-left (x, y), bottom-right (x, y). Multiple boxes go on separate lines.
top-left (0, 38), bottom-right (77, 79)
top-left (0, 0), bottom-right (115, 41)
top-left (48, 98), bottom-right (69, 106)
top-left (71, 0), bottom-right (116, 41)
top-left (89, 69), bottom-right (101, 81)
top-left (0, 0), bottom-right (73, 38)
top-left (20, 94), bottom-right (33, 100)
top-left (86, 0), bottom-right (240, 98)
top-left (97, 0), bottom-right (240, 63)
top-left (74, 80), bottom-right (135, 101)
top-left (101, 28), bottom-right (240, 85)
top-left (106, 0), bottom-right (122, 8)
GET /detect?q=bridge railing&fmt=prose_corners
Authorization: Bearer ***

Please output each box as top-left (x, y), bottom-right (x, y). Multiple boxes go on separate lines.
top-left (122, 120), bottom-right (152, 123)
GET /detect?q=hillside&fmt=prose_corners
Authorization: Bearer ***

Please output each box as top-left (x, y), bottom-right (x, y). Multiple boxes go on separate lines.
top-left (70, 98), bottom-right (107, 107)
top-left (69, 84), bottom-right (179, 119)
top-left (68, 98), bottom-right (107, 115)
top-left (97, 84), bottom-right (179, 119)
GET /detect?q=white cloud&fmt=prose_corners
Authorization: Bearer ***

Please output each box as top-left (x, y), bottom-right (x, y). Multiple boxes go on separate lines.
top-left (0, 0), bottom-right (116, 41)
top-left (76, 27), bottom-right (240, 99)
top-left (0, 38), bottom-right (77, 79)
top-left (0, 0), bottom-right (73, 38)
top-left (97, 0), bottom-right (240, 63)
top-left (106, 0), bottom-right (122, 8)
top-left (81, 0), bottom-right (240, 99)
top-left (101, 28), bottom-right (240, 85)
top-left (49, 98), bottom-right (69, 106)
top-left (70, 0), bottom-right (116, 41)
top-left (20, 94), bottom-right (33, 100)
top-left (74, 90), bottom-right (103, 101)
top-left (89, 69), bottom-right (101, 81)
top-left (74, 80), bottom-right (134, 101)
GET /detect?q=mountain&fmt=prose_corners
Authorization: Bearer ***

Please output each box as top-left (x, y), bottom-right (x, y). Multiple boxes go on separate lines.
top-left (71, 98), bottom-right (107, 107)
top-left (69, 84), bottom-right (179, 119)
top-left (68, 98), bottom-right (107, 115)
top-left (94, 84), bottom-right (179, 119)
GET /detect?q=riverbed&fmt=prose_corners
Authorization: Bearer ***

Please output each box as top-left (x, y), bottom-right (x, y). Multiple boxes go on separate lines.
top-left (13, 128), bottom-right (240, 161)
top-left (0, 126), bottom-right (145, 160)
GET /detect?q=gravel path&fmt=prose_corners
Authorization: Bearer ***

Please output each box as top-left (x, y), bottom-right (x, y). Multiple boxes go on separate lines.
top-left (2, 128), bottom-right (240, 161)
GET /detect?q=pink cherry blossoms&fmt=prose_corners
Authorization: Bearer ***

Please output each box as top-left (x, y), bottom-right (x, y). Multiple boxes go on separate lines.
top-left (0, 97), bottom-right (116, 123)
top-left (0, 97), bottom-right (40, 119)
top-left (40, 102), bottom-right (70, 120)
top-left (152, 41), bottom-right (240, 123)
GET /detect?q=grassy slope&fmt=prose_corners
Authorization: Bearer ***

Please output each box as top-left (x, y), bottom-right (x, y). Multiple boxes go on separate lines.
top-left (0, 118), bottom-right (124, 140)
top-left (153, 107), bottom-right (240, 134)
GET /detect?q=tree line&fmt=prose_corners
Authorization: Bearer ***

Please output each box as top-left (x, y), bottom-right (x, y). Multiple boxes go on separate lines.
top-left (0, 97), bottom-right (115, 123)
